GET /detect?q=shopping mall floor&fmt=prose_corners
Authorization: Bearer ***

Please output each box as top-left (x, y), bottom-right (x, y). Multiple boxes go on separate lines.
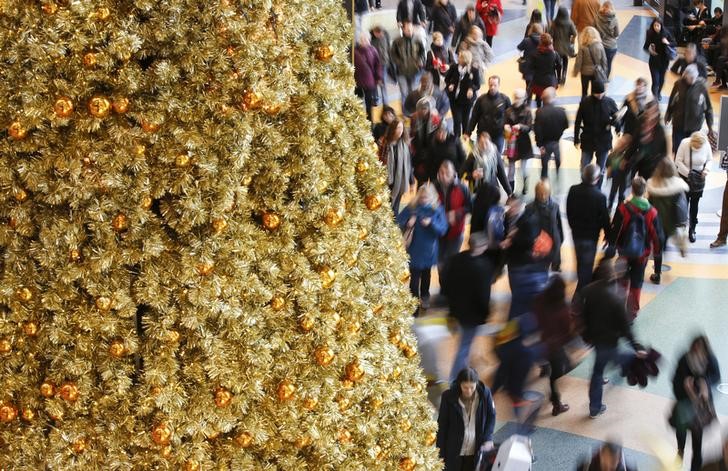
top-left (360, 1), bottom-right (728, 469)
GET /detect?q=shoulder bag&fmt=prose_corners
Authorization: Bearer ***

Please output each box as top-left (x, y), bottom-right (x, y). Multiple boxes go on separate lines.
top-left (587, 45), bottom-right (607, 84)
top-left (686, 147), bottom-right (707, 193)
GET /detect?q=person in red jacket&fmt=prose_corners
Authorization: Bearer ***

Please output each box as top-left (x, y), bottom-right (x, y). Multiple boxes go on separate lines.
top-left (605, 176), bottom-right (662, 318)
top-left (436, 160), bottom-right (471, 289)
top-left (476, 0), bottom-right (503, 47)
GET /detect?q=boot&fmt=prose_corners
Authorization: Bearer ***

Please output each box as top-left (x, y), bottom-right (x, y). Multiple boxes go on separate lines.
top-left (649, 273), bottom-right (661, 284)
top-left (689, 222), bottom-right (697, 243)
top-left (552, 402), bottom-right (570, 416)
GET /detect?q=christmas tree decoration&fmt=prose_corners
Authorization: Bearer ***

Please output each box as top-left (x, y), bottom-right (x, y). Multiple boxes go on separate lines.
top-left (0, 1), bottom-right (441, 469)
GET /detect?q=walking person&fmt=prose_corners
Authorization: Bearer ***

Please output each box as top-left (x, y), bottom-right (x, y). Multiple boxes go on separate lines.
top-left (370, 26), bottom-right (392, 105)
top-left (669, 335), bottom-right (721, 471)
top-left (535, 87), bottom-right (569, 179)
top-left (453, 4), bottom-right (486, 53)
top-left (396, 0), bottom-right (428, 43)
top-left (467, 75), bottom-right (511, 154)
top-left (595, 1), bottom-right (620, 79)
top-left (573, 26), bottom-right (608, 97)
top-left (437, 367), bottom-right (496, 471)
top-left (574, 79), bottom-right (619, 186)
top-left (571, 0), bottom-right (601, 33)
top-left (428, 123), bottom-right (468, 182)
top-left (444, 50), bottom-right (480, 137)
top-left (504, 89), bottom-right (534, 194)
top-left (550, 7), bottom-right (577, 85)
top-left (643, 18), bottom-right (675, 101)
top-left (530, 33), bottom-right (562, 107)
top-left (460, 130), bottom-right (512, 195)
top-left (354, 33), bottom-right (382, 122)
top-left (605, 176), bottom-right (663, 318)
top-left (437, 160), bottom-right (472, 287)
top-left (410, 96), bottom-right (441, 185)
top-left (476, 0), bottom-right (503, 47)
top-left (675, 131), bottom-right (712, 243)
top-left (631, 100), bottom-right (667, 181)
top-left (647, 158), bottom-right (689, 284)
top-left (431, 0), bottom-right (458, 51)
top-left (426, 32), bottom-right (455, 88)
top-left (709, 172), bottom-right (728, 248)
top-left (458, 26), bottom-right (495, 75)
top-left (380, 118), bottom-right (414, 215)
top-left (397, 183), bottom-right (448, 312)
top-left (524, 9), bottom-right (545, 38)
top-left (442, 233), bottom-right (496, 381)
top-left (527, 179), bottom-right (563, 272)
top-left (567, 164), bottom-right (611, 294)
top-left (665, 64), bottom-right (714, 156)
top-left (517, 23), bottom-right (542, 103)
top-left (390, 20), bottom-right (426, 103)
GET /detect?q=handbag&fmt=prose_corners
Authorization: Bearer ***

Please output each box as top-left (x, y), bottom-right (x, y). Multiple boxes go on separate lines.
top-left (686, 147), bottom-right (707, 193)
top-left (402, 224), bottom-right (415, 249)
top-left (587, 45), bottom-right (607, 83)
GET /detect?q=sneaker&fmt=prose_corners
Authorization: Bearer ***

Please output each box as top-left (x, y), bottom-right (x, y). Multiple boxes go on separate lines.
top-left (711, 238), bottom-right (727, 248)
top-left (589, 405), bottom-right (607, 419)
top-left (552, 403), bottom-right (570, 416)
top-left (650, 273), bottom-right (661, 285)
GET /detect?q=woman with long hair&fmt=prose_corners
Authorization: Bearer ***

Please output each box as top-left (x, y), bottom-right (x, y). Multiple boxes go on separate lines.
top-left (632, 99), bottom-right (667, 181)
top-left (595, 1), bottom-right (619, 78)
top-left (573, 26), bottom-right (607, 97)
top-left (460, 130), bottom-right (511, 195)
top-left (549, 7), bottom-right (577, 85)
top-left (380, 118), bottom-right (413, 215)
top-left (643, 18), bottom-right (674, 101)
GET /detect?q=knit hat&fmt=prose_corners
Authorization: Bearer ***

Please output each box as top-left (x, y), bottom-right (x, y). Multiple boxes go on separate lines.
top-left (592, 80), bottom-right (605, 94)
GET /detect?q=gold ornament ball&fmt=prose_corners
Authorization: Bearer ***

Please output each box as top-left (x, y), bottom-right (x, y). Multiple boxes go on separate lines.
top-left (356, 160), bottom-right (369, 174)
top-left (59, 382), bottom-right (79, 402)
top-left (324, 208), bottom-right (344, 227)
top-left (400, 457), bottom-right (416, 471)
top-left (16, 287), bottom-right (33, 302)
top-left (364, 194), bottom-right (382, 210)
top-left (109, 340), bottom-right (126, 358)
top-left (315, 44), bottom-right (335, 61)
top-left (262, 102), bottom-right (282, 116)
top-left (140, 196), bottom-right (153, 210)
top-left (112, 213), bottom-right (129, 232)
top-left (72, 438), bottom-right (87, 454)
top-left (160, 446), bottom-right (172, 458)
top-left (88, 96), bottom-right (112, 118)
top-left (425, 431), bottom-right (437, 446)
top-left (0, 339), bottom-right (11, 354)
top-left (141, 119), bottom-right (161, 133)
top-left (21, 407), bottom-right (35, 422)
top-left (337, 396), bottom-right (351, 412)
top-left (299, 316), bottom-right (315, 332)
top-left (319, 266), bottom-right (336, 288)
top-left (15, 189), bottom-right (28, 202)
top-left (214, 387), bottom-right (233, 408)
top-left (54, 97), bottom-right (74, 118)
top-left (369, 396), bottom-right (383, 410)
top-left (294, 436), bottom-right (312, 449)
top-left (400, 419), bottom-right (412, 432)
top-left (402, 344), bottom-right (417, 359)
top-left (69, 248), bottom-right (81, 262)
top-left (235, 431), bottom-right (253, 448)
top-left (358, 227), bottom-right (368, 240)
top-left (313, 346), bottom-right (335, 367)
top-left (345, 359), bottom-right (365, 382)
top-left (337, 429), bottom-right (352, 443)
top-left (42, 2), bottom-right (58, 14)
top-left (40, 382), bottom-right (56, 398)
top-left (211, 218), bottom-right (227, 234)
top-left (261, 211), bottom-right (281, 231)
top-left (241, 90), bottom-right (262, 111)
top-left (0, 401), bottom-right (18, 423)
top-left (270, 296), bottom-right (285, 311)
top-left (184, 461), bottom-right (200, 471)
top-left (175, 154), bottom-right (191, 168)
top-left (23, 321), bottom-right (39, 337)
top-left (276, 380), bottom-right (296, 402)
top-left (196, 262), bottom-right (214, 276)
top-left (96, 7), bottom-right (111, 20)
top-left (303, 397), bottom-right (318, 411)
top-left (151, 423), bottom-right (172, 445)
top-left (83, 52), bottom-right (97, 68)
top-left (8, 122), bottom-right (28, 140)
top-left (112, 98), bottom-right (130, 114)
top-left (150, 386), bottom-right (162, 397)
top-left (95, 296), bottom-right (112, 311)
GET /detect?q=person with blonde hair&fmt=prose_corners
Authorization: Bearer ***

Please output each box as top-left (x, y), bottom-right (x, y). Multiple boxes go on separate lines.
top-left (396, 182), bottom-right (448, 313)
top-left (573, 26), bottom-right (607, 96)
top-left (459, 25), bottom-right (494, 73)
top-left (595, 1), bottom-right (619, 78)
top-left (444, 49), bottom-right (481, 137)
top-left (674, 131), bottom-right (712, 242)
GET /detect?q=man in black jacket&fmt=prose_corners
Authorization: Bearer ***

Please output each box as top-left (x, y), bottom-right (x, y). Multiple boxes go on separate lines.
top-left (665, 63), bottom-right (714, 156)
top-left (578, 259), bottom-right (646, 418)
top-left (443, 232), bottom-right (494, 381)
top-left (566, 164), bottom-right (610, 294)
top-left (574, 80), bottom-right (618, 188)
top-left (427, 124), bottom-right (467, 181)
top-left (534, 87), bottom-right (569, 179)
top-left (466, 75), bottom-right (511, 154)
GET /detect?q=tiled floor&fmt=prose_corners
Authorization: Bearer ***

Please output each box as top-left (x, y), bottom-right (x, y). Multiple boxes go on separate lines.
top-left (357, 2), bottom-right (728, 469)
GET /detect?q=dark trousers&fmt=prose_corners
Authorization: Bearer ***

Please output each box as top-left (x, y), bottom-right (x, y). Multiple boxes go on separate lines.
top-left (672, 128), bottom-right (689, 157)
top-left (589, 345), bottom-right (634, 415)
top-left (544, 0), bottom-right (556, 21)
top-left (452, 102), bottom-right (473, 137)
top-left (718, 173), bottom-right (728, 241)
top-left (676, 426), bottom-right (704, 471)
top-left (454, 455), bottom-right (476, 471)
top-left (654, 235), bottom-right (667, 275)
top-left (604, 48), bottom-right (617, 78)
top-left (362, 88), bottom-right (377, 122)
top-left (581, 74), bottom-right (594, 97)
top-left (573, 238), bottom-right (598, 294)
top-left (686, 191), bottom-right (702, 232)
top-left (622, 257), bottom-right (647, 316)
top-left (559, 55), bottom-right (569, 84)
top-left (548, 348), bottom-right (570, 405)
top-left (608, 166), bottom-right (630, 210)
top-left (409, 267), bottom-right (432, 300)
top-left (541, 141), bottom-right (561, 179)
top-left (507, 266), bottom-right (548, 319)
top-left (485, 35), bottom-right (493, 47)
top-left (649, 62), bottom-right (667, 100)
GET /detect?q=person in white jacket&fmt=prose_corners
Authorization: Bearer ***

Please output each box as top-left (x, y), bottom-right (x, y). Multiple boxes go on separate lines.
top-left (674, 131), bottom-right (712, 242)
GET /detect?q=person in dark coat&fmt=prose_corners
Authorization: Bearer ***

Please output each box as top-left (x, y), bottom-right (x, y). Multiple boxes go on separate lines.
top-left (566, 164), bottom-right (610, 294)
top-left (443, 233), bottom-right (495, 380)
top-left (444, 50), bottom-right (480, 137)
top-left (577, 259), bottom-right (646, 418)
top-left (453, 4), bottom-right (486, 52)
top-left (437, 160), bottom-right (472, 286)
top-left (526, 179), bottom-right (563, 271)
top-left (470, 181), bottom-right (503, 234)
top-left (529, 33), bottom-right (562, 107)
top-left (550, 7), bottom-right (577, 85)
top-left (404, 71), bottom-right (451, 118)
top-left (504, 89), bottom-right (534, 194)
top-left (437, 367), bottom-right (496, 471)
top-left (390, 21), bottom-right (427, 103)
top-left (428, 123), bottom-right (467, 182)
top-left (630, 99), bottom-right (667, 181)
top-left (460, 130), bottom-right (511, 195)
top-left (670, 335), bottom-right (721, 471)
top-left (354, 34), bottom-right (382, 122)
top-left (426, 32), bottom-right (455, 87)
top-left (466, 75), bottom-right (511, 154)
top-left (643, 18), bottom-right (675, 101)
top-left (574, 80), bottom-right (619, 188)
top-left (665, 64), bottom-right (714, 156)
top-left (396, 0), bottom-right (428, 27)
top-left (432, 0), bottom-right (458, 49)
top-left (372, 105), bottom-right (396, 144)
top-left (535, 87), bottom-right (569, 179)
top-left (671, 42), bottom-right (709, 78)
top-left (516, 24), bottom-right (542, 104)
top-left (411, 96), bottom-right (442, 184)
top-left (370, 26), bottom-right (392, 105)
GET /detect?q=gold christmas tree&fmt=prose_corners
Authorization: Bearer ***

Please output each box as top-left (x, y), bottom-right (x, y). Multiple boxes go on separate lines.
top-left (0, 0), bottom-right (441, 469)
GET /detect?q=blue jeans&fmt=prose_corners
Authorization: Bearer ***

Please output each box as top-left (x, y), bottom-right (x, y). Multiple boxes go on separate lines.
top-left (543, 0), bottom-right (556, 21)
top-left (507, 266), bottom-right (549, 319)
top-left (493, 134), bottom-right (505, 156)
top-left (573, 238), bottom-right (598, 294)
top-left (605, 48), bottom-right (617, 78)
top-left (649, 61), bottom-right (667, 100)
top-left (581, 150), bottom-right (609, 188)
top-left (589, 345), bottom-right (634, 415)
top-left (450, 323), bottom-right (479, 381)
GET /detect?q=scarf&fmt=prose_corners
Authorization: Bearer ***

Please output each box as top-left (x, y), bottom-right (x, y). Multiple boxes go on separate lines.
top-left (387, 138), bottom-right (412, 200)
top-left (471, 139), bottom-right (498, 187)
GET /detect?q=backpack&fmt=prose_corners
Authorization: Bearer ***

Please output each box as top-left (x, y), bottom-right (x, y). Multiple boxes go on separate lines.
top-left (486, 205), bottom-right (506, 249)
top-left (618, 204), bottom-right (646, 258)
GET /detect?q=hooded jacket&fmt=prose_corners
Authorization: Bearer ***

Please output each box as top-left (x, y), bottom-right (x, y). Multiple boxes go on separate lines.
top-left (595, 11), bottom-right (620, 49)
top-left (574, 41), bottom-right (607, 77)
top-left (647, 175), bottom-right (689, 237)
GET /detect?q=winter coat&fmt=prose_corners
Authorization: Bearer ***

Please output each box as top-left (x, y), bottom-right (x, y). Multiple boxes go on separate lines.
top-left (460, 37), bottom-right (494, 72)
top-left (460, 141), bottom-right (510, 194)
top-left (531, 48), bottom-right (562, 88)
top-left (643, 27), bottom-right (674, 69)
top-left (566, 182), bottom-right (610, 240)
top-left (476, 0), bottom-right (503, 37)
top-left (671, 55), bottom-right (709, 78)
top-left (534, 103), bottom-right (569, 146)
top-left (579, 279), bottom-right (638, 347)
top-left (396, 203), bottom-right (448, 269)
top-left (632, 124), bottom-right (668, 180)
top-left (672, 352), bottom-right (720, 402)
top-left (404, 87), bottom-right (450, 118)
top-left (550, 15), bottom-right (577, 57)
top-left (571, 0), bottom-right (600, 32)
top-left (574, 94), bottom-right (619, 154)
top-left (675, 139), bottom-right (711, 197)
top-left (470, 182), bottom-right (503, 233)
top-left (384, 138), bottom-right (414, 202)
top-left (432, 2), bottom-right (458, 37)
top-left (666, 77), bottom-right (714, 133)
top-left (437, 382), bottom-right (496, 470)
top-left (354, 45), bottom-right (382, 90)
top-left (426, 45), bottom-right (455, 86)
top-left (607, 198), bottom-right (663, 260)
top-left (443, 251), bottom-right (495, 326)
top-left (467, 91), bottom-right (511, 139)
top-left (647, 175), bottom-right (689, 237)
top-left (427, 133), bottom-right (467, 181)
top-left (573, 41), bottom-right (607, 77)
top-left (444, 64), bottom-right (480, 106)
top-left (517, 33), bottom-right (540, 81)
top-left (505, 206), bottom-right (549, 268)
top-left (370, 29), bottom-right (391, 73)
top-left (621, 91), bottom-right (656, 137)
top-left (437, 179), bottom-right (472, 240)
top-left (595, 11), bottom-right (620, 50)
top-left (355, 0), bottom-right (369, 14)
top-left (526, 198), bottom-right (563, 266)
top-left (453, 14), bottom-right (486, 52)
top-left (534, 299), bottom-right (573, 356)
top-left (504, 103), bottom-right (534, 160)
top-left (396, 0), bottom-right (427, 24)
top-left (390, 35), bottom-right (426, 78)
